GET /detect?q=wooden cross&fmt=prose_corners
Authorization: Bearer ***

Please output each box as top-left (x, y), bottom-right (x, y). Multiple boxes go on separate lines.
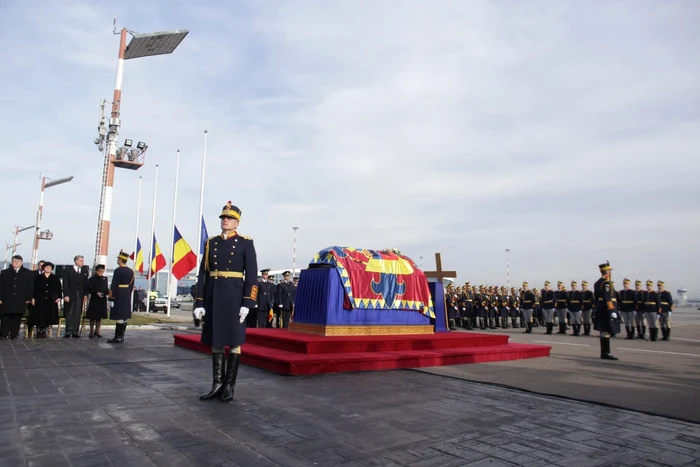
top-left (423, 253), bottom-right (457, 329)
top-left (423, 253), bottom-right (457, 284)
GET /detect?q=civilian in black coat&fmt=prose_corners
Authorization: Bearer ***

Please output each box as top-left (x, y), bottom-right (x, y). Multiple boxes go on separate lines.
top-left (0, 255), bottom-right (34, 339)
top-left (256, 269), bottom-right (275, 328)
top-left (86, 264), bottom-right (109, 338)
top-left (30, 262), bottom-right (62, 338)
top-left (61, 255), bottom-right (89, 338)
top-left (275, 271), bottom-right (295, 328)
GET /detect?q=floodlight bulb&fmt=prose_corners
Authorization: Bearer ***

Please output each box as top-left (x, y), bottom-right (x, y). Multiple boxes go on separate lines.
top-left (137, 141), bottom-right (146, 150)
top-left (124, 139), bottom-right (133, 147)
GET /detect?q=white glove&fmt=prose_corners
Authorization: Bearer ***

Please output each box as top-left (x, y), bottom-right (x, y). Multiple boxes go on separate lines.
top-left (193, 307), bottom-right (205, 320)
top-left (611, 312), bottom-right (618, 319)
top-left (239, 306), bottom-right (249, 323)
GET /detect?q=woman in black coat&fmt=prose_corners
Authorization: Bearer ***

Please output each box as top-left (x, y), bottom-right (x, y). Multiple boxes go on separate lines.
top-left (86, 264), bottom-right (109, 338)
top-left (30, 262), bottom-right (62, 338)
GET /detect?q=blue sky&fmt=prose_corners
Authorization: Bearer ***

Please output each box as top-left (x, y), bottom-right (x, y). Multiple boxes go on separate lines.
top-left (1, 0), bottom-right (699, 292)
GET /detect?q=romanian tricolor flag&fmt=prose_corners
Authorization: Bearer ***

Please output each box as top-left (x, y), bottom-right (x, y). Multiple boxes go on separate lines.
top-left (148, 233), bottom-right (167, 279)
top-left (129, 238), bottom-right (144, 274)
top-left (268, 308), bottom-right (274, 322)
top-left (172, 226), bottom-right (197, 280)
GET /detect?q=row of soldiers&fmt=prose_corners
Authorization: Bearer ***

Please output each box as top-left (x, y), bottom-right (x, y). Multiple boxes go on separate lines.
top-left (445, 278), bottom-right (674, 341)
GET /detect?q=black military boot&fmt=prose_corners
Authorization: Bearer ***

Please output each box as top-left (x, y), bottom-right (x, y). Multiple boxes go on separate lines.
top-left (557, 323), bottom-right (566, 334)
top-left (572, 324), bottom-right (579, 336)
top-left (661, 328), bottom-right (670, 341)
top-left (546, 323), bottom-right (553, 335)
top-left (525, 323), bottom-right (533, 334)
top-left (200, 353), bottom-right (225, 401)
top-left (600, 337), bottom-right (618, 360)
top-left (221, 353), bottom-right (241, 402)
top-left (649, 328), bottom-right (658, 341)
top-left (107, 323), bottom-right (125, 344)
top-left (448, 319), bottom-right (456, 331)
top-left (625, 327), bottom-right (634, 340)
top-left (641, 326), bottom-right (647, 339)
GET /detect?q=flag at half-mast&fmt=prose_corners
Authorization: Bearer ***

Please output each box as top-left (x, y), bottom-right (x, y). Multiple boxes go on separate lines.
top-left (129, 238), bottom-right (144, 274)
top-left (148, 233), bottom-right (167, 279)
top-left (172, 226), bottom-right (197, 280)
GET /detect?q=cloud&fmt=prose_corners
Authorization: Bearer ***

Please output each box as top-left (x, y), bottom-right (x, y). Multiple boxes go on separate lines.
top-left (1, 0), bottom-right (698, 293)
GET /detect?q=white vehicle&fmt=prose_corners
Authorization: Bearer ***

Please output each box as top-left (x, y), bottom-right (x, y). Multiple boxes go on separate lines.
top-left (149, 290), bottom-right (168, 313)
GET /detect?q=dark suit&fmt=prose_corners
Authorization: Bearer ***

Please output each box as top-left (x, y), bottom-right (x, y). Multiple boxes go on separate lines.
top-left (61, 265), bottom-right (89, 336)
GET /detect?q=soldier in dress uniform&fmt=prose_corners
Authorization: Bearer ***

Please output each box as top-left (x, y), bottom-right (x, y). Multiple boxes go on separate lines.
top-left (509, 287), bottom-right (520, 329)
top-left (657, 281), bottom-right (673, 341)
top-left (107, 250), bottom-right (135, 343)
top-left (276, 271), bottom-right (295, 328)
top-left (633, 280), bottom-right (646, 339)
top-left (594, 261), bottom-right (618, 360)
top-left (476, 286), bottom-right (486, 330)
top-left (568, 281), bottom-right (583, 336)
top-left (618, 278), bottom-right (637, 340)
top-left (581, 280), bottom-right (594, 335)
top-left (640, 280), bottom-right (660, 342)
top-left (498, 286), bottom-right (510, 329)
top-left (519, 282), bottom-right (535, 334)
top-left (541, 281), bottom-right (555, 335)
top-left (554, 281), bottom-right (569, 334)
top-left (256, 269), bottom-right (275, 328)
top-left (194, 202), bottom-right (258, 402)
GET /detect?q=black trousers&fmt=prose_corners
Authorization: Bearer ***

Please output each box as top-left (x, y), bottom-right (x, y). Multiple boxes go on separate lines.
top-left (256, 309), bottom-right (268, 328)
top-left (0, 314), bottom-right (23, 338)
top-left (281, 310), bottom-right (292, 328)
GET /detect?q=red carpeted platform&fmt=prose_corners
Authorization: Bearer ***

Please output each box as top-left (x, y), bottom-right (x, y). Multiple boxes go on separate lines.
top-left (173, 329), bottom-right (551, 376)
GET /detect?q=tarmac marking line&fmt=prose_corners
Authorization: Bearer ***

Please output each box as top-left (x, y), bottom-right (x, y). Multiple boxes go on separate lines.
top-left (618, 348), bottom-right (700, 358)
top-left (670, 337), bottom-right (700, 343)
top-left (533, 341), bottom-right (590, 347)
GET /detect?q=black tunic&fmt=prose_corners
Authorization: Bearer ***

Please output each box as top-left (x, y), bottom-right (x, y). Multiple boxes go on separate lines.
top-left (194, 232), bottom-right (258, 348)
top-left (30, 273), bottom-right (62, 327)
top-left (0, 266), bottom-right (34, 315)
top-left (109, 266), bottom-right (134, 321)
top-left (594, 277), bottom-right (619, 334)
top-left (86, 275), bottom-right (109, 320)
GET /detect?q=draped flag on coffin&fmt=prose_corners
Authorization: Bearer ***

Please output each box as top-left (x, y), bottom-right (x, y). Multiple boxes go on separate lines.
top-left (310, 247), bottom-right (435, 318)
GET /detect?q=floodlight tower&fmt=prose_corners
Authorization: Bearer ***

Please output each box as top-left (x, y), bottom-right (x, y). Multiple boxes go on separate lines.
top-left (93, 20), bottom-right (188, 269)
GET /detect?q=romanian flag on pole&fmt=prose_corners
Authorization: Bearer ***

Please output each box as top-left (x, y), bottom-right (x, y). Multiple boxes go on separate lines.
top-left (129, 238), bottom-right (144, 274)
top-left (172, 226), bottom-right (197, 280)
top-left (148, 233), bottom-right (167, 279)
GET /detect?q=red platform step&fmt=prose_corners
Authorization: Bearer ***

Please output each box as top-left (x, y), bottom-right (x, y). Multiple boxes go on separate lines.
top-left (174, 329), bottom-right (550, 376)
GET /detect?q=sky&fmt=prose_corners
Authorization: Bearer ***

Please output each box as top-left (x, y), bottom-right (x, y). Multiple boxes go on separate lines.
top-left (0, 0), bottom-right (699, 294)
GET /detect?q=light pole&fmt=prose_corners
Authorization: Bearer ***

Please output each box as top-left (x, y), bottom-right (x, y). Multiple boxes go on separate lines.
top-left (4, 243), bottom-right (17, 270)
top-left (292, 227), bottom-right (299, 278)
top-left (93, 21), bottom-right (188, 269)
top-left (12, 224), bottom-right (35, 256)
top-left (505, 248), bottom-right (510, 294)
top-left (31, 176), bottom-right (73, 269)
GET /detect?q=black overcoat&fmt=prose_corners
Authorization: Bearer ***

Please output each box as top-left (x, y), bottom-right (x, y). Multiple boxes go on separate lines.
top-left (0, 266), bottom-right (33, 315)
top-left (594, 277), bottom-right (620, 335)
top-left (30, 273), bottom-right (61, 327)
top-left (194, 232), bottom-right (258, 348)
top-left (109, 266), bottom-right (134, 321)
top-left (86, 275), bottom-right (109, 320)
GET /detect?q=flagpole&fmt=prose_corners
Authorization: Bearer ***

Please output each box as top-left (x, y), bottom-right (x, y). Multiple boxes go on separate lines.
top-left (167, 149), bottom-right (180, 318)
top-left (131, 176), bottom-right (142, 312)
top-left (196, 129), bottom-right (208, 273)
top-left (146, 164), bottom-right (159, 315)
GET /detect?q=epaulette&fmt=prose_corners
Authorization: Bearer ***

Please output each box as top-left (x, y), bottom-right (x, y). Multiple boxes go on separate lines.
top-left (208, 235), bottom-right (218, 241)
top-left (239, 234), bottom-right (253, 241)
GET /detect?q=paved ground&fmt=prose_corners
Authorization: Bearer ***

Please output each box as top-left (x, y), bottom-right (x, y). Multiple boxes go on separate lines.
top-left (1, 331), bottom-right (700, 466)
top-left (423, 308), bottom-right (700, 423)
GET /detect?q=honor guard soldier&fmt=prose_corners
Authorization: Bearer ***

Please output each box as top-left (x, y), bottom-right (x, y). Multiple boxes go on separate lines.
top-left (276, 271), bottom-right (295, 328)
top-left (107, 250), bottom-right (135, 343)
top-left (618, 278), bottom-right (637, 339)
top-left (633, 280), bottom-right (646, 339)
top-left (594, 261), bottom-right (619, 360)
top-left (256, 269), bottom-right (275, 328)
top-left (520, 282), bottom-right (535, 334)
top-left (581, 281), bottom-right (594, 335)
top-left (554, 281), bottom-right (569, 334)
top-left (568, 281), bottom-right (583, 336)
top-left (509, 287), bottom-right (520, 329)
top-left (194, 201), bottom-right (258, 402)
top-left (641, 280), bottom-right (660, 341)
top-left (461, 282), bottom-right (474, 330)
top-left (541, 281), bottom-right (555, 334)
top-left (657, 281), bottom-right (673, 341)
